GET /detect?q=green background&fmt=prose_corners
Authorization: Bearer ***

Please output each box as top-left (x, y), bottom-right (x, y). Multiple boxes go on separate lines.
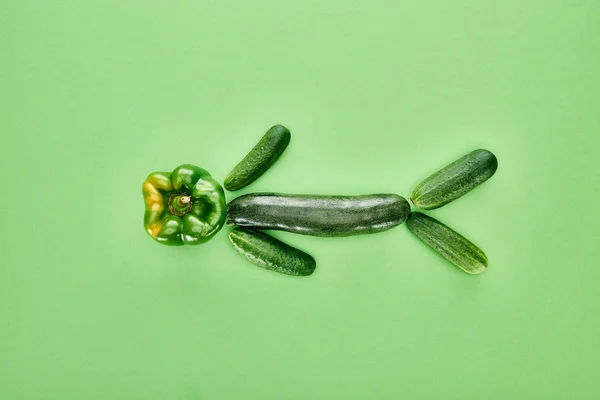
top-left (1, 0), bottom-right (599, 398)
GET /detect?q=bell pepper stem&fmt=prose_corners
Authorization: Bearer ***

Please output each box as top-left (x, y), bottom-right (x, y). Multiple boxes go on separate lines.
top-left (178, 196), bottom-right (191, 206)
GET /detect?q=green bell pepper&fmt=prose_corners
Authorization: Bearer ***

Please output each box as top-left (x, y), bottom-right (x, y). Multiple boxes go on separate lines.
top-left (142, 164), bottom-right (226, 246)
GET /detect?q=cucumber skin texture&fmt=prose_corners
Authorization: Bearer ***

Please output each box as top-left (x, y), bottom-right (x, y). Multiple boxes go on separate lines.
top-left (224, 125), bottom-right (291, 191)
top-left (406, 212), bottom-right (487, 274)
top-left (227, 193), bottom-right (411, 237)
top-left (229, 227), bottom-right (316, 276)
top-left (411, 149), bottom-right (498, 210)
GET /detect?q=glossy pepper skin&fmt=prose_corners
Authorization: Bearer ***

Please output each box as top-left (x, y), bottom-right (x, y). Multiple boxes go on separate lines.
top-left (142, 164), bottom-right (226, 246)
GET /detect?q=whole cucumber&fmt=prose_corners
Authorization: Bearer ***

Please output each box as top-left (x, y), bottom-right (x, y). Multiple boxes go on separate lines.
top-left (411, 149), bottom-right (498, 210)
top-left (229, 227), bottom-right (316, 276)
top-left (227, 193), bottom-right (411, 237)
top-left (406, 212), bottom-right (487, 274)
top-left (224, 124), bottom-right (291, 191)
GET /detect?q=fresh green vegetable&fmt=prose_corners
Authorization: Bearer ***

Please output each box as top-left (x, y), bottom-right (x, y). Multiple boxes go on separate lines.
top-left (406, 212), bottom-right (487, 274)
top-left (224, 124), bottom-right (291, 191)
top-left (411, 149), bottom-right (498, 210)
top-left (227, 193), bottom-right (411, 237)
top-left (142, 164), bottom-right (226, 246)
top-left (229, 227), bottom-right (316, 276)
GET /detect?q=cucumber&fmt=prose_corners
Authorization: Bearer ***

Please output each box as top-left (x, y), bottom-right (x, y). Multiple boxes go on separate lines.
top-left (411, 149), bottom-right (498, 210)
top-left (406, 212), bottom-right (487, 274)
top-left (224, 124), bottom-right (291, 191)
top-left (227, 193), bottom-right (411, 237)
top-left (229, 227), bottom-right (316, 276)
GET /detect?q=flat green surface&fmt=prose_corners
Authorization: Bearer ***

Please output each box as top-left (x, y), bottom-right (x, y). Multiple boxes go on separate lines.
top-left (1, 1), bottom-right (599, 398)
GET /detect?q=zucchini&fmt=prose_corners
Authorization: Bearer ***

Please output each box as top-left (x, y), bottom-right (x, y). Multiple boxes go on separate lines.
top-left (227, 193), bottom-right (410, 237)
top-left (406, 212), bottom-right (487, 274)
top-left (411, 149), bottom-right (498, 210)
top-left (224, 124), bottom-right (291, 191)
top-left (229, 227), bottom-right (316, 276)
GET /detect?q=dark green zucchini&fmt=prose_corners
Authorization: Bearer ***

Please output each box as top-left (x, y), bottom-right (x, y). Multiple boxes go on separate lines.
top-left (229, 227), bottom-right (316, 276)
top-left (224, 125), bottom-right (291, 191)
top-left (227, 193), bottom-right (411, 237)
top-left (406, 212), bottom-right (487, 274)
top-left (411, 149), bottom-right (498, 210)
